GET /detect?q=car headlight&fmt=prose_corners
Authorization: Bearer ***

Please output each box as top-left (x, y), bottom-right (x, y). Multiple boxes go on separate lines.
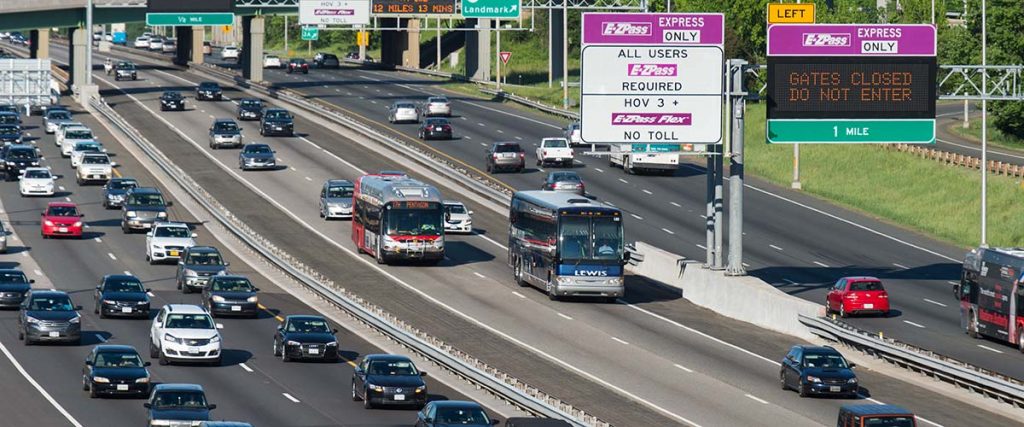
top-left (73, 222), bottom-right (82, 227)
top-left (286, 340), bottom-right (300, 346)
top-left (184, 270), bottom-right (197, 277)
top-left (135, 376), bottom-right (150, 383)
top-left (163, 333), bottom-right (179, 343)
top-left (69, 316), bottom-right (80, 324)
top-left (126, 211), bottom-right (137, 218)
top-left (211, 295), bottom-right (226, 303)
top-left (368, 384), bottom-right (384, 392)
top-left (325, 341), bottom-right (337, 346)
top-left (92, 376), bottom-right (110, 383)
top-left (150, 420), bottom-right (171, 426)
top-left (103, 299), bottom-right (117, 305)
top-left (847, 378), bottom-right (858, 384)
top-left (151, 245), bottom-right (161, 250)
top-left (415, 385), bottom-right (426, 394)
top-left (246, 296), bottom-right (258, 303)
top-left (44, 220), bottom-right (54, 226)
top-left (25, 316), bottom-right (39, 324)
top-left (806, 375), bottom-right (821, 383)
top-left (210, 335), bottom-right (221, 343)
top-left (157, 212), bottom-right (167, 218)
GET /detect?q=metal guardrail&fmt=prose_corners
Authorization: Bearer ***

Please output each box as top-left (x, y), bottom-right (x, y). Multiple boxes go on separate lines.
top-left (799, 314), bottom-right (1024, 408)
top-left (89, 96), bottom-right (604, 427)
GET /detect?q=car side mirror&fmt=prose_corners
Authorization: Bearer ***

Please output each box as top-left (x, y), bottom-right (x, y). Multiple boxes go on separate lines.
top-left (216, 323), bottom-right (224, 329)
top-left (253, 288), bottom-right (260, 292)
top-left (40, 212), bottom-right (44, 216)
top-left (224, 261), bottom-right (230, 266)
top-left (143, 403), bottom-right (151, 409)
top-left (423, 418), bottom-right (433, 423)
top-left (111, 162), bottom-right (118, 168)
top-left (491, 420), bottom-right (499, 425)
top-left (145, 288), bottom-right (152, 292)
top-left (332, 328), bottom-right (338, 334)
top-left (29, 279), bottom-right (35, 284)
top-left (420, 371), bottom-right (427, 377)
top-left (468, 210), bottom-right (474, 215)
top-left (849, 363), bottom-right (856, 369)
top-left (146, 231), bottom-right (153, 237)
top-left (74, 305), bottom-right (83, 311)
top-left (191, 232), bottom-right (198, 238)
top-left (623, 251), bottom-right (631, 262)
top-left (177, 261), bottom-right (184, 265)
top-left (95, 285), bottom-right (101, 289)
top-left (353, 367), bottom-right (363, 374)
top-left (85, 360), bottom-right (93, 366)
top-left (143, 362), bottom-right (151, 367)
top-left (79, 214), bottom-right (85, 218)
top-left (166, 201), bottom-right (173, 207)
top-left (207, 404), bottom-right (217, 410)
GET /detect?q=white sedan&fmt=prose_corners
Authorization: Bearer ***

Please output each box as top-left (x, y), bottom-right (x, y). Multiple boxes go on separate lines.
top-left (18, 167), bottom-right (55, 197)
top-left (263, 55), bottom-right (282, 69)
top-left (221, 46), bottom-right (240, 60)
top-left (133, 36), bottom-right (150, 48)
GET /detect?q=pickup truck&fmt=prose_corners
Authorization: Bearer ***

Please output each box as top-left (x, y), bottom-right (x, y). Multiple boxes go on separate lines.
top-left (535, 137), bottom-right (574, 168)
top-left (608, 144), bottom-right (679, 175)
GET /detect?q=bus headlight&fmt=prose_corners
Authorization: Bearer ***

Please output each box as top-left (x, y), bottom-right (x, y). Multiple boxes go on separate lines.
top-left (606, 277), bottom-right (622, 286)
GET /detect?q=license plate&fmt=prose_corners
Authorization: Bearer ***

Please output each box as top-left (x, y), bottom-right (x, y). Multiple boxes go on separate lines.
top-left (169, 250), bottom-right (179, 256)
top-left (555, 158), bottom-right (564, 161)
top-left (58, 227), bottom-right (68, 233)
top-left (117, 384), bottom-right (129, 391)
top-left (864, 303), bottom-right (874, 309)
top-left (48, 331), bottom-right (60, 337)
top-left (308, 348), bottom-right (319, 355)
top-left (435, 127), bottom-right (443, 131)
top-left (394, 394), bottom-right (405, 401)
top-left (188, 347), bottom-right (200, 354)
top-left (274, 126), bottom-right (282, 130)
top-left (121, 307), bottom-right (133, 313)
top-left (231, 305), bottom-right (241, 312)
top-left (829, 386), bottom-right (841, 392)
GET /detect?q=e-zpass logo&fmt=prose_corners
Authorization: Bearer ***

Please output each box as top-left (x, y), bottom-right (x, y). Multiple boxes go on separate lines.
top-left (801, 33), bottom-right (851, 47)
top-left (602, 22), bottom-right (653, 36)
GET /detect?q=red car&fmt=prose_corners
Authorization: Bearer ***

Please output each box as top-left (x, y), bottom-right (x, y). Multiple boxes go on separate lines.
top-left (826, 276), bottom-right (890, 318)
top-left (40, 202), bottom-right (84, 239)
top-left (286, 58), bottom-right (309, 74)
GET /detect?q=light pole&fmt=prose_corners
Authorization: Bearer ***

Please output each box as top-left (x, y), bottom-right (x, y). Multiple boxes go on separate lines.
top-left (85, 0), bottom-right (93, 86)
top-left (284, 15), bottom-right (289, 55)
top-left (562, 0), bottom-right (568, 109)
top-left (980, 0), bottom-right (987, 247)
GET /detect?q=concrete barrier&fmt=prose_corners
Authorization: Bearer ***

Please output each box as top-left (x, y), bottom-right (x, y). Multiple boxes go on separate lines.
top-left (628, 241), bottom-right (823, 340)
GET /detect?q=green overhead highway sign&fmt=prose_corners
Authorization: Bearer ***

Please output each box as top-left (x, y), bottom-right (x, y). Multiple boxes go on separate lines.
top-left (301, 26), bottom-right (319, 41)
top-left (146, 13), bottom-right (234, 26)
top-left (461, 0), bottom-right (521, 19)
top-left (767, 119), bottom-right (935, 144)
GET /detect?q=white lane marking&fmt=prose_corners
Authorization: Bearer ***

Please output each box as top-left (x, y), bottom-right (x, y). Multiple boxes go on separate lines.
top-left (95, 334), bottom-right (107, 343)
top-left (946, 281), bottom-right (958, 286)
top-left (464, 136), bottom-right (473, 140)
top-left (618, 178), bottom-right (628, 184)
top-left (893, 263), bottom-right (909, 269)
top-left (297, 136), bottom-right (367, 174)
top-left (474, 233), bottom-right (508, 250)
top-left (472, 272), bottom-right (486, 279)
top-left (64, 197), bottom-right (71, 202)
top-left (742, 263), bottom-right (750, 268)
top-left (611, 337), bottom-right (629, 345)
top-left (304, 176), bottom-right (312, 181)
top-left (496, 129), bottom-right (504, 134)
top-left (21, 252), bottom-right (27, 258)
top-left (642, 189), bottom-right (652, 195)
top-left (923, 298), bottom-right (947, 308)
top-left (107, 253), bottom-right (117, 260)
top-left (903, 320), bottom-right (926, 329)
top-left (937, 137), bottom-right (1024, 160)
top-left (512, 291), bottom-right (526, 299)
top-left (146, 292), bottom-right (155, 297)
top-left (673, 363), bottom-right (693, 373)
top-left (670, 202), bottom-right (681, 207)
top-left (813, 261), bottom-right (829, 268)
top-left (208, 115), bottom-right (215, 119)
top-left (477, 122), bottom-right (485, 127)
top-left (696, 244), bottom-right (707, 250)
top-left (33, 269), bottom-right (43, 276)
top-left (514, 136), bottom-right (523, 140)
top-left (699, 214), bottom-right (707, 219)
top-left (290, 167), bottom-right (297, 171)
top-left (977, 345), bottom-right (1003, 354)
top-left (458, 99), bottom-right (562, 129)
top-left (58, 186), bottom-right (65, 191)
top-left (370, 100), bottom-right (377, 104)
top-left (0, 339), bottom-right (85, 427)
top-left (594, 168), bottom-right (604, 173)
top-left (630, 214), bottom-right (643, 220)
top-left (239, 363), bottom-right (254, 373)
top-left (745, 394), bottom-right (769, 405)
top-left (94, 237), bottom-right (102, 243)
top-left (282, 393), bottom-right (301, 403)
top-left (661, 228), bottom-right (675, 235)
top-left (769, 244), bottom-right (783, 251)
top-left (556, 312), bottom-right (573, 320)
top-left (460, 116), bottom-right (467, 120)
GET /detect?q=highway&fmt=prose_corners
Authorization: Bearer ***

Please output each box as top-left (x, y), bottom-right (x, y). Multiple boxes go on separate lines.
top-left (28, 41), bottom-right (1019, 426)
top-left (0, 92), bottom-right (482, 426)
top-left (190, 49), bottom-right (1024, 381)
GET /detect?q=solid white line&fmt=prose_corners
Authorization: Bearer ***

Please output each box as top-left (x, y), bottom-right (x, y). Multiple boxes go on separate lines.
top-left (594, 168), bottom-right (604, 173)
top-left (107, 253), bottom-right (117, 260)
top-left (496, 129), bottom-right (504, 134)
top-left (903, 320), bottom-right (926, 329)
top-left (642, 189), bottom-right (652, 195)
top-left (670, 202), bottom-right (681, 207)
top-left (673, 363), bottom-right (693, 373)
top-left (556, 312), bottom-right (573, 320)
top-left (472, 272), bottom-right (486, 279)
top-left (477, 122), bottom-right (485, 127)
top-left (937, 137), bottom-right (1024, 160)
top-left (239, 363), bottom-right (254, 373)
top-left (923, 298), bottom-right (947, 308)
top-left (893, 263), bottom-right (909, 269)
top-left (661, 228), bottom-right (675, 235)
top-left (282, 393), bottom-right (300, 403)
top-left (0, 340), bottom-right (84, 427)
top-left (769, 244), bottom-right (783, 251)
top-left (474, 233), bottom-right (508, 250)
top-left (618, 178), bottom-right (628, 184)
top-left (95, 334), bottom-right (107, 343)
top-left (611, 337), bottom-right (629, 345)
top-left (630, 214), bottom-right (643, 220)
top-left (947, 281), bottom-right (958, 286)
top-left (465, 136), bottom-right (473, 140)
top-left (745, 394), bottom-right (769, 405)
top-left (512, 291), bottom-right (526, 299)
top-left (813, 261), bottom-right (829, 268)
top-left (58, 186), bottom-right (65, 191)
top-left (21, 252), bottom-right (27, 258)
top-left (64, 197), bottom-right (71, 202)
top-left (977, 344), bottom-right (1003, 354)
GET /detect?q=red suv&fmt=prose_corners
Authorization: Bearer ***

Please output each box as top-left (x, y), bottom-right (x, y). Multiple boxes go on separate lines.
top-left (41, 202), bottom-right (84, 239)
top-left (826, 276), bottom-right (890, 318)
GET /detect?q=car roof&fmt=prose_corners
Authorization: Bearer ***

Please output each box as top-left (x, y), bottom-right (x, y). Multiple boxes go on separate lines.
top-left (23, 167), bottom-right (49, 172)
top-left (211, 274), bottom-right (249, 281)
top-left (154, 383), bottom-right (205, 392)
top-left (326, 179), bottom-right (353, 186)
top-left (285, 314), bottom-right (327, 322)
top-left (163, 304), bottom-right (209, 315)
top-left (47, 201), bottom-right (77, 208)
top-left (94, 344), bottom-right (138, 353)
top-left (364, 353), bottom-right (413, 362)
top-left (110, 177), bottom-right (137, 183)
top-left (797, 345), bottom-right (841, 355)
top-left (187, 246), bottom-right (220, 253)
top-left (128, 187), bottom-right (161, 194)
top-left (153, 221), bottom-right (189, 228)
top-left (28, 290), bottom-right (69, 298)
top-left (431, 400), bottom-right (484, 409)
top-left (443, 200), bottom-right (465, 206)
top-left (840, 404), bottom-right (914, 416)
top-left (265, 107), bottom-right (287, 112)
top-left (493, 141), bottom-right (520, 147)
top-left (842, 276), bottom-right (881, 282)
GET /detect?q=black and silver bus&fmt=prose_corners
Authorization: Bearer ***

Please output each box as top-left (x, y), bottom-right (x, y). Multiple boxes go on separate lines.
top-left (507, 191), bottom-right (626, 302)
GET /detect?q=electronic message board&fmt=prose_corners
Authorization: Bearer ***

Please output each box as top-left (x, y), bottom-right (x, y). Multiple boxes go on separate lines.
top-left (371, 0), bottom-right (455, 15)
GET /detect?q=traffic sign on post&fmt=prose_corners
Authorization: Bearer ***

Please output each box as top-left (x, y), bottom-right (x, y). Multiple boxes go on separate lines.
top-left (146, 13), bottom-right (234, 26)
top-left (580, 13), bottom-right (725, 145)
top-left (461, 0), bottom-right (521, 19)
top-left (300, 0), bottom-right (371, 25)
top-left (767, 3), bottom-right (815, 24)
top-left (765, 24), bottom-right (937, 144)
top-left (499, 51), bottom-right (511, 64)
top-left (301, 26), bottom-right (320, 41)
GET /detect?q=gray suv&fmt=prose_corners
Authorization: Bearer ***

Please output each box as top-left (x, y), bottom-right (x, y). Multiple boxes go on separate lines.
top-left (208, 119), bottom-right (242, 149)
top-left (176, 246), bottom-right (230, 293)
top-left (485, 142), bottom-right (525, 173)
top-left (18, 290), bottom-right (82, 345)
top-left (121, 187), bottom-right (171, 233)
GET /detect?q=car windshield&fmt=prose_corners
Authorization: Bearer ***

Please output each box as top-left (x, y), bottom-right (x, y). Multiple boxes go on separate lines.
top-left (7, 149), bottom-right (35, 160)
top-left (286, 318), bottom-right (330, 333)
top-left (425, 118), bottom-right (449, 126)
top-left (155, 226), bottom-right (190, 238)
top-left (109, 180), bottom-right (138, 190)
top-left (385, 204), bottom-right (442, 236)
top-left (29, 296), bottom-right (73, 311)
top-left (83, 155), bottom-right (109, 165)
top-left (435, 407), bottom-right (490, 425)
top-left (850, 281), bottom-right (884, 292)
top-left (243, 145), bottom-right (272, 154)
top-left (445, 204), bottom-right (466, 215)
top-left (153, 391), bottom-right (208, 409)
top-left (0, 272), bottom-right (27, 283)
top-left (94, 352), bottom-right (144, 368)
top-left (214, 122), bottom-right (239, 132)
top-left (0, 125), bottom-right (18, 133)
top-left (199, 83), bottom-right (219, 90)
top-left (48, 111), bottom-right (71, 120)
top-left (559, 215), bottom-right (623, 261)
top-left (396, 103), bottom-right (416, 110)
top-left (47, 206), bottom-right (79, 217)
top-left (211, 278), bottom-right (252, 292)
top-left (163, 92), bottom-right (182, 99)
top-left (367, 359), bottom-right (418, 376)
top-left (863, 417), bottom-right (915, 427)
top-left (551, 173), bottom-right (580, 183)
top-left (187, 252), bottom-right (223, 265)
top-left (165, 313), bottom-right (214, 329)
top-left (327, 186), bottom-right (353, 198)
top-left (75, 143), bottom-right (101, 152)
top-left (103, 278), bottom-right (145, 293)
top-left (65, 129), bottom-right (92, 139)
top-left (265, 110), bottom-right (289, 120)
top-left (428, 97), bottom-right (448, 103)
top-left (241, 99), bottom-right (262, 108)
top-left (544, 139), bottom-right (569, 148)
top-left (128, 193), bottom-right (164, 206)
top-left (24, 169), bottom-right (50, 179)
top-left (494, 144), bottom-right (521, 153)
top-left (117, 63), bottom-right (134, 70)
top-left (802, 353), bottom-right (850, 369)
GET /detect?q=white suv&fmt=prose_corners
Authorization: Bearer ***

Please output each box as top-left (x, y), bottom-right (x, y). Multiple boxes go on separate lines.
top-left (221, 46), bottom-right (240, 60)
top-left (150, 304), bottom-right (222, 366)
top-left (75, 153), bottom-right (113, 185)
top-left (146, 222), bottom-right (197, 264)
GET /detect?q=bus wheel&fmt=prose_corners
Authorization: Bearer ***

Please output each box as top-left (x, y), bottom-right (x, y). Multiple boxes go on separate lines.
top-left (546, 280), bottom-right (559, 301)
top-left (375, 249), bottom-right (386, 265)
top-left (1018, 329), bottom-right (1024, 353)
top-left (968, 311), bottom-right (980, 339)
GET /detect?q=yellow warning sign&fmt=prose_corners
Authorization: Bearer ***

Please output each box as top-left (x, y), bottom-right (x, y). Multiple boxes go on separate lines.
top-left (767, 3), bottom-right (815, 24)
top-left (357, 31), bottom-right (369, 47)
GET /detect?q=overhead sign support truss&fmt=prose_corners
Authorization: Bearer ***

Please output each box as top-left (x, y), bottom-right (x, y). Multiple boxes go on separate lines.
top-left (235, 0), bottom-right (645, 10)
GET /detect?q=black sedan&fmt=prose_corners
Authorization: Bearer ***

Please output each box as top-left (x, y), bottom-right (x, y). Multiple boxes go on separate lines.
top-left (314, 53), bottom-right (340, 68)
top-left (236, 98), bottom-right (263, 121)
top-left (417, 118), bottom-right (453, 140)
top-left (82, 345), bottom-right (151, 398)
top-left (102, 177), bottom-right (139, 209)
top-left (259, 108), bottom-right (293, 137)
top-left (780, 345), bottom-right (859, 398)
top-left (202, 275), bottom-right (259, 317)
top-left (273, 315), bottom-right (339, 362)
top-left (238, 143), bottom-right (277, 170)
top-left (352, 354), bottom-right (428, 409)
top-left (93, 274), bottom-right (151, 319)
top-left (159, 91), bottom-right (185, 111)
top-left (0, 269), bottom-right (33, 308)
top-left (415, 401), bottom-right (497, 426)
top-left (195, 82), bottom-right (222, 101)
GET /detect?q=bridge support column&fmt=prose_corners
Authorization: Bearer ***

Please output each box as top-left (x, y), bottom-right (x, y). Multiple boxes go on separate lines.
top-left (241, 15), bottom-right (264, 82)
top-left (174, 26), bottom-right (192, 65)
top-left (403, 19), bottom-right (420, 68)
top-left (71, 26), bottom-right (88, 89)
top-left (29, 29), bottom-right (49, 59)
top-left (548, 10), bottom-right (564, 86)
top-left (464, 19), bottom-right (491, 81)
top-left (379, 19), bottom-right (420, 68)
top-left (192, 26), bottom-right (205, 64)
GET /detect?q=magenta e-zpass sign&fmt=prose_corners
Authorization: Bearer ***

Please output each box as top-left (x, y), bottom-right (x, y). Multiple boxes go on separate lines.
top-left (580, 13), bottom-right (724, 146)
top-left (767, 24), bottom-right (936, 56)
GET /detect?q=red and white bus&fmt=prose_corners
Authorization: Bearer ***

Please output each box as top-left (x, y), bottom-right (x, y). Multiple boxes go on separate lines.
top-left (351, 173), bottom-right (445, 265)
top-left (958, 247), bottom-right (1024, 352)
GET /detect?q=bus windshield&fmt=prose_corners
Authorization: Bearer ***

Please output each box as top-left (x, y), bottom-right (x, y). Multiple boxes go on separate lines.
top-left (385, 204), bottom-right (442, 236)
top-left (558, 215), bottom-right (623, 261)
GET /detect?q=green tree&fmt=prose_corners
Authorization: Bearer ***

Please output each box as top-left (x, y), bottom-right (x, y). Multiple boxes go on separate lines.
top-left (964, 0), bottom-right (1024, 138)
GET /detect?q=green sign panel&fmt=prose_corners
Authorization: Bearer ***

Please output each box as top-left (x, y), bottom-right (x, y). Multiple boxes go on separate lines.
top-left (631, 143), bottom-right (681, 153)
top-left (146, 13), bottom-right (234, 26)
top-left (767, 119), bottom-right (936, 144)
top-left (301, 26), bottom-right (319, 41)
top-left (461, 0), bottom-right (521, 19)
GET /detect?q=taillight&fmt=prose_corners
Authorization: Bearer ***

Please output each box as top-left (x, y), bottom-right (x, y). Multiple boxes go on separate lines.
top-left (493, 154), bottom-right (499, 159)
top-left (879, 293), bottom-right (889, 298)
top-left (519, 152), bottom-right (525, 158)
top-left (443, 125), bottom-right (451, 131)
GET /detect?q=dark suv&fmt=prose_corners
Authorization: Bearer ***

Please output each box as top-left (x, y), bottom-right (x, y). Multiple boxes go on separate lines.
top-left (195, 82), bottom-right (222, 101)
top-left (2, 144), bottom-right (40, 180)
top-left (176, 246), bottom-right (230, 293)
top-left (236, 98), bottom-right (263, 121)
top-left (780, 345), bottom-right (858, 398)
top-left (159, 91), bottom-right (185, 111)
top-left (18, 289), bottom-right (82, 345)
top-left (260, 108), bottom-right (294, 137)
top-left (0, 269), bottom-right (34, 308)
top-left (121, 187), bottom-right (171, 233)
top-left (485, 142), bottom-right (525, 173)
top-left (313, 53), bottom-right (340, 68)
